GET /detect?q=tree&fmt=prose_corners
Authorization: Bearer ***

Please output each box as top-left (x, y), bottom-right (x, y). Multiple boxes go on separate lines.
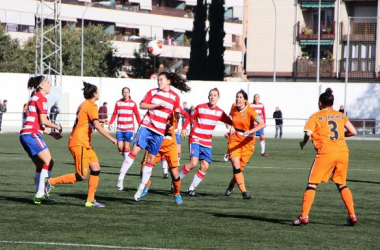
top-left (207, 0), bottom-right (225, 81)
top-left (187, 0), bottom-right (208, 80)
top-left (130, 38), bottom-right (160, 79)
top-left (0, 25), bottom-right (32, 73)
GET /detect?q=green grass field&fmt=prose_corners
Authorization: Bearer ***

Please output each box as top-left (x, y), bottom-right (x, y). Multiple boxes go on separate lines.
top-left (0, 133), bottom-right (379, 249)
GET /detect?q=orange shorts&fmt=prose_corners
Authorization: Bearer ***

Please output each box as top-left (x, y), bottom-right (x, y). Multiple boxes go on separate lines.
top-left (141, 143), bottom-right (179, 168)
top-left (228, 139), bottom-right (254, 170)
top-left (308, 152), bottom-right (349, 185)
top-left (69, 146), bottom-right (98, 177)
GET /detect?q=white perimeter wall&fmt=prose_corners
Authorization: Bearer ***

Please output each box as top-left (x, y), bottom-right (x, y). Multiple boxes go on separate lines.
top-left (0, 73), bottom-right (379, 135)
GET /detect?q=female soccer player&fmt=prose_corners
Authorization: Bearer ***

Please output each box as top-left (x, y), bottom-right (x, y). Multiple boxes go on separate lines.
top-left (115, 72), bottom-right (190, 200)
top-left (224, 90), bottom-right (265, 199)
top-left (109, 87), bottom-right (141, 159)
top-left (20, 75), bottom-right (62, 204)
top-left (47, 82), bottom-right (117, 207)
top-left (179, 88), bottom-right (232, 196)
top-left (292, 88), bottom-right (357, 226)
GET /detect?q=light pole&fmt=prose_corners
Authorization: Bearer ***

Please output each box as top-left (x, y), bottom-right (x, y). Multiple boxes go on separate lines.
top-left (316, 0), bottom-right (321, 83)
top-left (81, 2), bottom-right (109, 77)
top-left (271, 0), bottom-right (277, 82)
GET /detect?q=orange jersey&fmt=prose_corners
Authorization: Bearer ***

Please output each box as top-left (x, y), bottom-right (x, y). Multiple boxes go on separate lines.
top-left (304, 109), bottom-right (349, 154)
top-left (69, 99), bottom-right (99, 149)
top-left (160, 112), bottom-right (178, 148)
top-left (229, 104), bottom-right (261, 145)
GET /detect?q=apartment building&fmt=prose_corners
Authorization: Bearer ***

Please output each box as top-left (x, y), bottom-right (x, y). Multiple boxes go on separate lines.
top-left (0, 0), bottom-right (244, 78)
top-left (246, 0), bottom-right (379, 82)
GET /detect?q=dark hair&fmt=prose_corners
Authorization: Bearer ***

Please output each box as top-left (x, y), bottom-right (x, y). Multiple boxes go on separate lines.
top-left (158, 72), bottom-right (191, 93)
top-left (122, 87), bottom-right (131, 99)
top-left (209, 88), bottom-right (220, 97)
top-left (82, 82), bottom-right (98, 99)
top-left (236, 89), bottom-right (248, 100)
top-left (27, 75), bottom-right (46, 96)
top-left (319, 88), bottom-right (334, 106)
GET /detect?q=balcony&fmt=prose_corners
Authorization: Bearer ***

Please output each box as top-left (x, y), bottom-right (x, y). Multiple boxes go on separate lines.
top-left (340, 21), bottom-right (377, 41)
top-left (296, 58), bottom-right (335, 78)
top-left (342, 0), bottom-right (377, 2)
top-left (339, 58), bottom-right (377, 79)
top-left (298, 21), bottom-right (335, 41)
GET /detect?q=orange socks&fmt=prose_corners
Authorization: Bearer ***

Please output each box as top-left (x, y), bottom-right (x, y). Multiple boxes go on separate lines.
top-left (301, 189), bottom-right (316, 218)
top-left (234, 172), bottom-right (246, 193)
top-left (87, 174), bottom-right (99, 202)
top-left (172, 179), bottom-right (181, 196)
top-left (49, 173), bottom-right (77, 185)
top-left (340, 187), bottom-right (355, 217)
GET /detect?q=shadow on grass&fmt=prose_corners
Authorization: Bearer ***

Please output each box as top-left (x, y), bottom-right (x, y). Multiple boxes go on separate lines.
top-left (347, 179), bottom-right (380, 185)
top-left (212, 213), bottom-right (291, 225)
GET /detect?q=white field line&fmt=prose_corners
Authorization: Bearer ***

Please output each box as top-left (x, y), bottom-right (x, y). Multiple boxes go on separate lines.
top-left (0, 240), bottom-right (182, 250)
top-left (218, 165), bottom-right (378, 172)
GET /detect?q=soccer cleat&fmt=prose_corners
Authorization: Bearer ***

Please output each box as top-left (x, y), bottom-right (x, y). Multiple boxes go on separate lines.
top-left (223, 154), bottom-right (229, 162)
top-left (44, 177), bottom-right (54, 198)
top-left (41, 198), bottom-right (55, 204)
top-left (163, 173), bottom-right (169, 179)
top-left (242, 192), bottom-right (251, 199)
top-left (187, 189), bottom-right (200, 197)
top-left (116, 179), bottom-right (124, 191)
top-left (292, 216), bottom-right (309, 226)
top-left (134, 188), bottom-right (143, 201)
top-left (346, 216), bottom-right (357, 226)
top-left (174, 194), bottom-right (183, 205)
top-left (261, 153), bottom-right (269, 157)
top-left (33, 195), bottom-right (48, 205)
top-left (225, 187), bottom-right (234, 196)
top-left (141, 183), bottom-right (152, 198)
top-left (85, 200), bottom-right (105, 208)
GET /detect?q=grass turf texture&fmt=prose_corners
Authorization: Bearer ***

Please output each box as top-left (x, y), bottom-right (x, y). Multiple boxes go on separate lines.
top-left (0, 133), bottom-right (379, 249)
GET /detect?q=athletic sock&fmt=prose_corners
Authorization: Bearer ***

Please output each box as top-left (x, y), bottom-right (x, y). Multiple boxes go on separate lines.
top-left (36, 165), bottom-right (49, 197)
top-left (301, 188), bottom-right (316, 218)
top-left (161, 156), bottom-right (168, 175)
top-left (229, 176), bottom-right (236, 189)
top-left (179, 165), bottom-right (191, 179)
top-left (34, 171), bottom-right (41, 193)
top-left (260, 139), bottom-right (266, 154)
top-left (145, 179), bottom-right (152, 188)
top-left (340, 186), bottom-right (355, 217)
top-left (189, 170), bottom-right (206, 191)
top-left (234, 171), bottom-right (246, 193)
top-left (87, 171), bottom-right (100, 202)
top-left (138, 162), bottom-right (154, 190)
top-left (172, 177), bottom-right (181, 196)
top-left (49, 173), bottom-right (78, 185)
top-left (118, 152), bottom-right (136, 182)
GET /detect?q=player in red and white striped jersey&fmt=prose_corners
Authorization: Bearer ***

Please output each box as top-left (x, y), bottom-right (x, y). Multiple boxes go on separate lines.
top-left (108, 87), bottom-right (141, 159)
top-left (251, 94), bottom-right (269, 157)
top-left (116, 72), bottom-right (191, 198)
top-left (179, 88), bottom-right (232, 196)
top-left (19, 75), bottom-right (62, 204)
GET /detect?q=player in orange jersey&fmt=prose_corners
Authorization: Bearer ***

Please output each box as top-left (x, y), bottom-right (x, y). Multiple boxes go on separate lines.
top-left (292, 88), bottom-right (357, 226)
top-left (224, 90), bottom-right (265, 199)
top-left (137, 112), bottom-right (185, 204)
top-left (47, 82), bottom-right (117, 207)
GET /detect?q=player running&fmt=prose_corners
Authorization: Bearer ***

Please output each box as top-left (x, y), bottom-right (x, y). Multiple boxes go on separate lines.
top-left (251, 94), bottom-right (269, 157)
top-left (46, 82), bottom-right (117, 207)
top-left (179, 88), bottom-right (232, 196)
top-left (292, 88), bottom-right (357, 226)
top-left (20, 75), bottom-right (63, 204)
top-left (225, 89), bottom-right (265, 199)
top-left (115, 72), bottom-right (190, 200)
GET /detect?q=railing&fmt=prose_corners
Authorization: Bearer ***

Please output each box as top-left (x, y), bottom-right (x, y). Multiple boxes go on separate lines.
top-left (296, 58), bottom-right (335, 78)
top-left (2, 23), bottom-right (34, 33)
top-left (340, 20), bottom-right (377, 41)
top-left (299, 0), bottom-right (336, 2)
top-left (339, 59), bottom-right (377, 78)
top-left (298, 21), bottom-right (335, 40)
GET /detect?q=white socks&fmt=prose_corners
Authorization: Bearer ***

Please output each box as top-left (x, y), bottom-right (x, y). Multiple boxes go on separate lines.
top-left (189, 170), bottom-right (206, 191)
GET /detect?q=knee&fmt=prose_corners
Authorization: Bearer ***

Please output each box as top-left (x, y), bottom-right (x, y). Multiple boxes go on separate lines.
top-left (336, 184), bottom-right (347, 192)
top-left (90, 170), bottom-right (101, 176)
top-left (306, 183), bottom-right (318, 190)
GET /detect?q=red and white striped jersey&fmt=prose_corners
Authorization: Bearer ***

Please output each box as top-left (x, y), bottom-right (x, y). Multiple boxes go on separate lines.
top-left (20, 92), bottom-right (48, 135)
top-left (251, 102), bottom-right (266, 124)
top-left (109, 99), bottom-right (141, 131)
top-left (184, 103), bottom-right (232, 147)
top-left (140, 88), bottom-right (180, 136)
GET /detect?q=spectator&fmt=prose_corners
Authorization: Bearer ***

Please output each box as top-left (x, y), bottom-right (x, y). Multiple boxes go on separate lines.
top-left (273, 106), bottom-right (283, 138)
top-left (49, 101), bottom-right (60, 132)
top-left (0, 99), bottom-right (7, 134)
top-left (339, 105), bottom-right (345, 115)
top-left (181, 101), bottom-right (190, 128)
top-left (98, 102), bottom-right (108, 128)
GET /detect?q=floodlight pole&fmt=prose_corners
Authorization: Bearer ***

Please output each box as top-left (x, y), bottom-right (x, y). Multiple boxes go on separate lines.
top-left (316, 0), bottom-right (321, 83)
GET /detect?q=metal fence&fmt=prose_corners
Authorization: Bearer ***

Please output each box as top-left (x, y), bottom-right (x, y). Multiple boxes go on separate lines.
top-left (1, 113), bottom-right (379, 140)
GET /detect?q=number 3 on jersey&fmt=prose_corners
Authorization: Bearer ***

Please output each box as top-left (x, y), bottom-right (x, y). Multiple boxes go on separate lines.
top-left (328, 120), bottom-right (339, 140)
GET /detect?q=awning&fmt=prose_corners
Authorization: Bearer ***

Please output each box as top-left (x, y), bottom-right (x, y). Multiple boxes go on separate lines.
top-left (115, 23), bottom-right (140, 29)
top-left (301, 2), bottom-right (335, 8)
top-left (300, 40), bottom-right (334, 46)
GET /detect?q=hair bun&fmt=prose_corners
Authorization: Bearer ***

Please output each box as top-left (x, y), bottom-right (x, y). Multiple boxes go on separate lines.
top-left (325, 88), bottom-right (333, 95)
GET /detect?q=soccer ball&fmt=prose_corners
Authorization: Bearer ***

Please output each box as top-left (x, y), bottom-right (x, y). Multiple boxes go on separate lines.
top-left (147, 40), bottom-right (163, 57)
